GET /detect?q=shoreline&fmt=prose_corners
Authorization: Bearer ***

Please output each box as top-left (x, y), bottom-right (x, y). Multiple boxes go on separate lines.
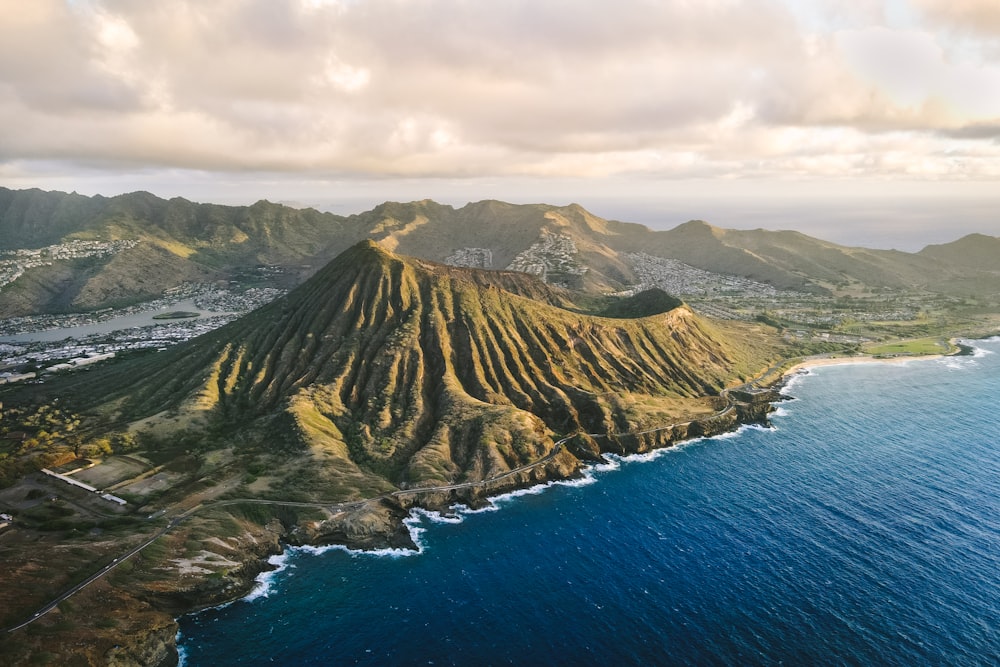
top-left (777, 336), bottom-right (984, 380)
top-left (171, 391), bottom-right (781, 620)
top-left (781, 353), bottom-right (946, 377)
top-left (12, 339), bottom-right (993, 665)
top-left (176, 337), bottom-right (998, 657)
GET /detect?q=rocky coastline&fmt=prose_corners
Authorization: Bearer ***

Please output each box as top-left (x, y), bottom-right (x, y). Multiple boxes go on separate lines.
top-left (111, 343), bottom-right (988, 665)
top-left (146, 392), bottom-right (780, 665)
top-left (1, 388), bottom-right (779, 667)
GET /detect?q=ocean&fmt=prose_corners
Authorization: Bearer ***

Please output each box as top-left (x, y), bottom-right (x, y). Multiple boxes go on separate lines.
top-left (178, 338), bottom-right (1000, 666)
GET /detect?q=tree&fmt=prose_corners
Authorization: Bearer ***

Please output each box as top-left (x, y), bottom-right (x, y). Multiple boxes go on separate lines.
top-left (111, 432), bottom-right (138, 453)
top-left (88, 437), bottom-right (113, 457)
top-left (66, 433), bottom-right (84, 458)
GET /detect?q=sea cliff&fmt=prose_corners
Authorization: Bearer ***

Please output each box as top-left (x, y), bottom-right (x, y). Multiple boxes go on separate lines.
top-left (1, 386), bottom-right (778, 665)
top-left (157, 393), bottom-right (775, 665)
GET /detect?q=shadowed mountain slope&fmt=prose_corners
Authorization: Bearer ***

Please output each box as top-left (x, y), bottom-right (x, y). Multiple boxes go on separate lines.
top-left (0, 243), bottom-right (218, 314)
top-left (683, 222), bottom-right (940, 291)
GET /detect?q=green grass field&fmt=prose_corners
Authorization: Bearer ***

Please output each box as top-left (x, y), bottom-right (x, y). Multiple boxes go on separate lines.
top-left (864, 338), bottom-right (950, 356)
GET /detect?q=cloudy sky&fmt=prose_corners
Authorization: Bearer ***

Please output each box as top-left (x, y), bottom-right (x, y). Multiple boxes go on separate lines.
top-left (2, 0), bottom-right (998, 248)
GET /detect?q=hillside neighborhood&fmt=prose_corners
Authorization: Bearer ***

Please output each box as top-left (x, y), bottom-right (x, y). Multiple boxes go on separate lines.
top-left (0, 240), bottom-right (140, 290)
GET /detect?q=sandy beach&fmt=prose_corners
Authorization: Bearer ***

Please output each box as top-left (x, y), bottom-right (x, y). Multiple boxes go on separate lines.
top-left (782, 353), bottom-right (947, 378)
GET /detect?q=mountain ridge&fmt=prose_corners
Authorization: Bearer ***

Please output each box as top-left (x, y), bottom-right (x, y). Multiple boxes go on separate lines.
top-left (3, 186), bottom-right (999, 317)
top-left (35, 240), bottom-right (776, 501)
top-left (919, 233), bottom-right (1000, 272)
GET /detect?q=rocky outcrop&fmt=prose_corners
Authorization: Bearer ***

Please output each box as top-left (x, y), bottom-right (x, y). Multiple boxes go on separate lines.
top-left (290, 395), bottom-right (777, 554)
top-left (105, 622), bottom-right (179, 667)
top-left (149, 518), bottom-right (286, 616)
top-left (291, 500), bottom-right (416, 551)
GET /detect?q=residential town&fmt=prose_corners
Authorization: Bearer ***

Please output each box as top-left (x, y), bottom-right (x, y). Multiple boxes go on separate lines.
top-left (621, 252), bottom-right (795, 299)
top-left (0, 282), bottom-right (286, 384)
top-left (503, 231), bottom-right (589, 286)
top-left (0, 239), bottom-right (140, 289)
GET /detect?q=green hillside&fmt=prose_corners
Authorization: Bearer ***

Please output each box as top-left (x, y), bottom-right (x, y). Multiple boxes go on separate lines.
top-left (920, 234), bottom-right (1000, 272)
top-left (20, 242), bottom-right (777, 498)
top-left (3, 187), bottom-right (999, 317)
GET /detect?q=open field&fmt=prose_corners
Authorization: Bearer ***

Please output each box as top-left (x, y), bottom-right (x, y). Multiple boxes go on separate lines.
top-left (863, 337), bottom-right (951, 356)
top-left (118, 471), bottom-right (179, 497)
top-left (74, 456), bottom-right (148, 489)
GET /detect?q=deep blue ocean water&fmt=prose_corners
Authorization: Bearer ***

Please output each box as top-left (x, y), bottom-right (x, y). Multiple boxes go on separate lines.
top-left (179, 338), bottom-right (1000, 666)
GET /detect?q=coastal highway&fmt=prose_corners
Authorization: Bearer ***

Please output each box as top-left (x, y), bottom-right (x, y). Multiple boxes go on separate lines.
top-left (3, 515), bottom-right (184, 633)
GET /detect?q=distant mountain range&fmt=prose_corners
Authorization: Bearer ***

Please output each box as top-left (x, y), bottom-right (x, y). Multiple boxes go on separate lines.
top-left (2, 186), bottom-right (998, 316)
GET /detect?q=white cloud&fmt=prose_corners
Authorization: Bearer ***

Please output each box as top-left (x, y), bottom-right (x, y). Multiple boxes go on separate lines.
top-left (1, 0), bottom-right (999, 187)
top-left (321, 56), bottom-right (371, 93)
top-left (914, 0), bottom-right (1000, 35)
top-left (837, 28), bottom-right (942, 108)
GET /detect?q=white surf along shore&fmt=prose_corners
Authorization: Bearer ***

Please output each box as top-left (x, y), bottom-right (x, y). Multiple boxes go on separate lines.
top-left (231, 338), bottom-right (996, 604)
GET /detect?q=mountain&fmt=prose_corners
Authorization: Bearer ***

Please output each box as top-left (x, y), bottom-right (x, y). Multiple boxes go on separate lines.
top-left (346, 199), bottom-right (638, 292)
top-left (0, 187), bottom-right (362, 315)
top-left (0, 240), bottom-right (785, 663)
top-left (0, 188), bottom-right (349, 263)
top-left (343, 202), bottom-right (1000, 296)
top-left (3, 187), bottom-right (999, 316)
top-left (920, 234), bottom-right (1000, 272)
top-left (44, 241), bottom-right (776, 499)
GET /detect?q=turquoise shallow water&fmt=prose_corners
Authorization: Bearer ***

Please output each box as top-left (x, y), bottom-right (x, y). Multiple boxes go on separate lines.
top-left (179, 338), bottom-right (1000, 666)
